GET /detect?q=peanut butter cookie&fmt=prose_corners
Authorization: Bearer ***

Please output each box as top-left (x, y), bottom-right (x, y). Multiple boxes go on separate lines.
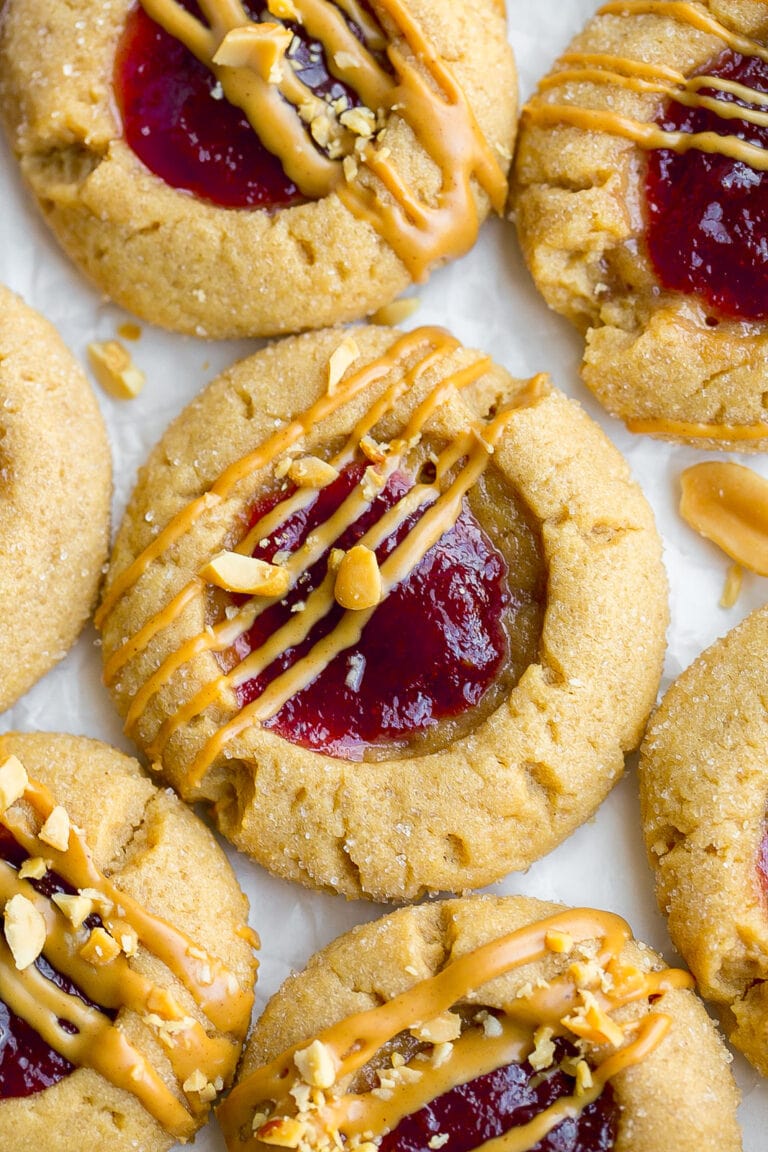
top-left (640, 603), bottom-right (768, 1077)
top-left (97, 324), bottom-right (667, 901)
top-left (0, 0), bottom-right (516, 339)
top-left (0, 730), bottom-right (257, 1152)
top-left (220, 895), bottom-right (741, 1152)
top-left (512, 0), bottom-right (768, 450)
top-left (0, 287), bottom-right (111, 713)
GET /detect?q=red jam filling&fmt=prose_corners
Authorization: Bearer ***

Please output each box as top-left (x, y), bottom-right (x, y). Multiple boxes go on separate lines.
top-left (115, 1), bottom-right (366, 209)
top-left (645, 48), bottom-right (768, 320)
top-left (381, 1039), bottom-right (618, 1152)
top-left (0, 829), bottom-right (111, 1099)
top-left (228, 461), bottom-right (519, 761)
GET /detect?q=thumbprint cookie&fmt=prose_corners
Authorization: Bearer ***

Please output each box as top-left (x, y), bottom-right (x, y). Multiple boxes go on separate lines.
top-left (513, 0), bottom-right (768, 449)
top-left (640, 603), bottom-right (768, 1077)
top-left (0, 730), bottom-right (257, 1151)
top-left (219, 895), bottom-right (741, 1152)
top-left (0, 287), bottom-right (111, 713)
top-left (96, 325), bottom-right (667, 900)
top-left (0, 0), bottom-right (516, 338)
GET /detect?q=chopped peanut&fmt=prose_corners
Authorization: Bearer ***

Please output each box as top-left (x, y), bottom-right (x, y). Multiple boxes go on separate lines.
top-left (327, 336), bottom-right (360, 394)
top-left (257, 1117), bottom-right (307, 1147)
top-left (52, 892), bottom-right (94, 929)
top-left (0, 754), bottom-right (28, 812)
top-left (410, 1011), bottom-right (462, 1044)
top-left (294, 1038), bottom-right (339, 1089)
top-left (371, 298), bottom-right (420, 326)
top-left (18, 856), bottom-right (48, 881)
top-left (87, 340), bottom-right (145, 400)
top-left (267, 0), bottom-right (300, 19)
top-left (575, 1059), bottom-right (593, 1095)
top-left (213, 23), bottom-right (292, 83)
top-left (201, 551), bottom-right (291, 596)
top-left (528, 1025), bottom-right (556, 1071)
top-left (39, 806), bottom-right (71, 852)
top-left (545, 929), bottom-right (575, 954)
top-left (183, 1068), bottom-right (208, 1094)
top-left (4, 894), bottom-right (46, 969)
top-left (288, 456), bottom-right (339, 489)
top-left (562, 991), bottom-right (625, 1048)
top-left (80, 926), bottom-right (121, 965)
top-left (340, 106), bottom-right (376, 136)
top-left (334, 545), bottom-right (381, 610)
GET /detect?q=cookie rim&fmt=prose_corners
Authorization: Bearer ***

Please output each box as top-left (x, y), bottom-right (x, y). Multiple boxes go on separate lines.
top-left (0, 729), bottom-right (257, 1152)
top-left (512, 0), bottom-right (768, 449)
top-left (0, 286), bottom-right (111, 713)
top-left (0, 0), bottom-right (516, 339)
top-left (98, 323), bottom-right (668, 901)
top-left (639, 601), bottom-right (768, 1076)
top-left (231, 893), bottom-right (741, 1152)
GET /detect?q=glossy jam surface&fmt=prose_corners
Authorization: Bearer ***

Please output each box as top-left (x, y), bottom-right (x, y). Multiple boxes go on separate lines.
top-left (115, 2), bottom-right (362, 209)
top-left (645, 48), bottom-right (768, 320)
top-left (379, 1042), bottom-right (618, 1152)
top-left (224, 460), bottom-right (545, 761)
top-left (0, 830), bottom-right (109, 1099)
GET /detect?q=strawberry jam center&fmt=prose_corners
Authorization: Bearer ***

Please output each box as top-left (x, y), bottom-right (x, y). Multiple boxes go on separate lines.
top-left (0, 829), bottom-right (111, 1099)
top-left (381, 1040), bottom-right (617, 1152)
top-left (645, 48), bottom-right (768, 320)
top-left (223, 460), bottom-right (544, 761)
top-left (115, 2), bottom-right (364, 209)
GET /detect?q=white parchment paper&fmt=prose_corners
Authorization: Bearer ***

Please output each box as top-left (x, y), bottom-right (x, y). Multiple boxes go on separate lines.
top-left (0, 0), bottom-right (767, 1146)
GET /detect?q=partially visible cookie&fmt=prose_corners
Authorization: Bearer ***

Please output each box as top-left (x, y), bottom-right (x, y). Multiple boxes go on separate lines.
top-left (0, 731), bottom-right (257, 1151)
top-left (513, 0), bottom-right (768, 449)
top-left (0, 0), bottom-right (516, 338)
top-left (219, 894), bottom-right (741, 1152)
top-left (640, 604), bottom-right (768, 1076)
top-left (97, 324), bottom-right (667, 900)
top-left (0, 288), bottom-right (111, 712)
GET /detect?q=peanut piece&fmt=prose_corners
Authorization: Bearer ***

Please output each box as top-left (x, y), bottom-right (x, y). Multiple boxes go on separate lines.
top-left (39, 805), bottom-right (70, 852)
top-left (334, 544), bottom-right (381, 610)
top-left (4, 894), bottom-right (46, 969)
top-left (0, 754), bottom-right (28, 812)
top-left (88, 340), bottom-right (145, 400)
top-left (288, 456), bottom-right (339, 489)
top-left (201, 551), bottom-right (290, 596)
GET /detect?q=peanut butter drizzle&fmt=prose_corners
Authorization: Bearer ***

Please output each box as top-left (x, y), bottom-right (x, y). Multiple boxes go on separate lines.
top-left (121, 342), bottom-right (463, 735)
top-left (218, 908), bottom-right (693, 1152)
top-left (184, 379), bottom-right (547, 787)
top-left (100, 328), bottom-right (547, 793)
top-left (134, 0), bottom-right (507, 280)
top-left (0, 931), bottom-right (197, 1139)
top-left (96, 327), bottom-right (451, 628)
top-left (524, 0), bottom-right (768, 171)
top-left (103, 333), bottom-right (457, 689)
top-left (0, 775), bottom-right (254, 1138)
top-left (137, 353), bottom-right (495, 755)
top-left (625, 414), bottom-right (768, 440)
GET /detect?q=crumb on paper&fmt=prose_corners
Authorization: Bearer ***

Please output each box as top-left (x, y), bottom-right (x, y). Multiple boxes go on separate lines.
top-left (87, 339), bottom-right (145, 399)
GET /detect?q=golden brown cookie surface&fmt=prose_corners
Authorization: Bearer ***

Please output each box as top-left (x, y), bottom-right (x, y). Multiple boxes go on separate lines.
top-left (0, 0), bottom-right (516, 339)
top-left (0, 730), bottom-right (257, 1152)
top-left (97, 325), bottom-right (667, 901)
top-left (640, 603), bottom-right (768, 1077)
top-left (0, 287), bottom-right (111, 713)
top-left (221, 895), bottom-right (741, 1152)
top-left (512, 0), bottom-right (768, 449)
